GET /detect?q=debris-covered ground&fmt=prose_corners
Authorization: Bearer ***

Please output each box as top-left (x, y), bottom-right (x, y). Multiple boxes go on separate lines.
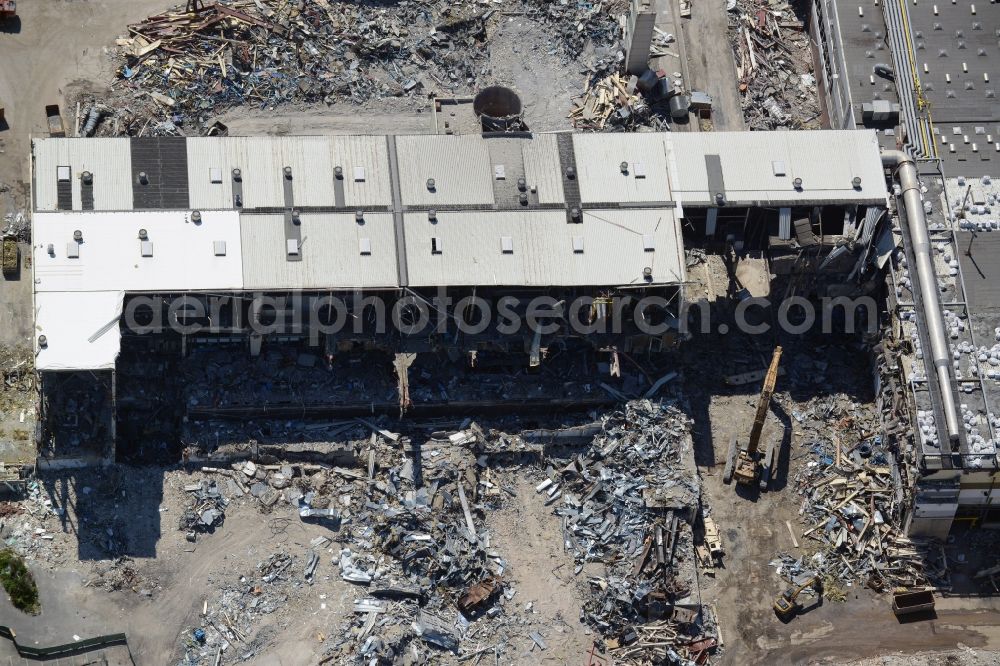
top-left (3, 398), bottom-right (722, 664)
top-left (727, 0), bottom-right (820, 129)
top-left (0, 346), bottom-right (36, 465)
top-left (80, 0), bottom-right (630, 138)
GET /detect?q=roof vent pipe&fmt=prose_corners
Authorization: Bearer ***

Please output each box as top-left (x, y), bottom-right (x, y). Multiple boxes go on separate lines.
top-left (882, 149), bottom-right (961, 446)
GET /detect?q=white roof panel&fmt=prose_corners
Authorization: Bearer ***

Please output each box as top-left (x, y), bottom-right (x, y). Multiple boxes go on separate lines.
top-left (32, 210), bottom-right (245, 292)
top-left (572, 133), bottom-right (672, 204)
top-left (665, 130), bottom-right (887, 205)
top-left (34, 291), bottom-right (124, 371)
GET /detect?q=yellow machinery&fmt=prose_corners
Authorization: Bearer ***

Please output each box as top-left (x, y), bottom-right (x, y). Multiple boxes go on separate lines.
top-left (773, 575), bottom-right (822, 620)
top-left (723, 346), bottom-right (782, 488)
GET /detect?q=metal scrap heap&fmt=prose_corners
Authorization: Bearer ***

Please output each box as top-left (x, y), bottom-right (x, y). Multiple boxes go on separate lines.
top-left (546, 401), bottom-right (718, 665)
top-left (788, 438), bottom-right (950, 594)
top-left (88, 0), bottom-right (628, 137)
top-left (727, 0), bottom-right (819, 129)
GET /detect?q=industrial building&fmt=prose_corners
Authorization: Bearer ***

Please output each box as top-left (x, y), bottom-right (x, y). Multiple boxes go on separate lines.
top-left (811, 0), bottom-right (1000, 535)
top-left (30, 129), bottom-right (885, 460)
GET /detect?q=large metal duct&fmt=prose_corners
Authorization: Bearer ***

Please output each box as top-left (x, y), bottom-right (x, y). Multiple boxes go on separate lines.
top-left (882, 150), bottom-right (961, 445)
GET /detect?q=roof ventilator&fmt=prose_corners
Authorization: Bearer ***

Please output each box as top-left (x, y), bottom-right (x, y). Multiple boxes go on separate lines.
top-left (334, 166), bottom-right (344, 180)
top-left (191, 210), bottom-right (202, 224)
top-left (73, 229), bottom-right (83, 242)
top-left (291, 210), bottom-right (301, 224)
top-left (427, 178), bottom-right (436, 192)
top-left (232, 168), bottom-right (242, 181)
top-left (355, 210), bottom-right (365, 224)
top-left (81, 171), bottom-right (93, 185)
top-left (283, 166), bottom-right (293, 179)
top-left (620, 161), bottom-right (629, 174)
top-left (793, 177), bottom-right (803, 191)
top-left (138, 228), bottom-right (148, 240)
top-left (138, 171), bottom-right (149, 185)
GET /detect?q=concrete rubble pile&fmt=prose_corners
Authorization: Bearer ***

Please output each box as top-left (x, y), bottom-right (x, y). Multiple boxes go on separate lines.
top-left (785, 435), bottom-right (950, 595)
top-left (727, 0), bottom-right (819, 129)
top-left (84, 0), bottom-right (628, 137)
top-left (2, 480), bottom-right (60, 563)
top-left (545, 401), bottom-right (717, 665)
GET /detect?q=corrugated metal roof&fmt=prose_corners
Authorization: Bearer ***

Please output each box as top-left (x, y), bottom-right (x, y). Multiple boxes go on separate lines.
top-left (521, 133), bottom-right (565, 204)
top-left (665, 130), bottom-right (887, 205)
top-left (241, 213), bottom-right (398, 290)
top-left (571, 133), bottom-right (672, 204)
top-left (32, 210), bottom-right (244, 292)
top-left (33, 138), bottom-right (134, 212)
top-left (403, 209), bottom-right (683, 287)
top-left (330, 136), bottom-right (393, 207)
top-left (395, 134), bottom-right (495, 206)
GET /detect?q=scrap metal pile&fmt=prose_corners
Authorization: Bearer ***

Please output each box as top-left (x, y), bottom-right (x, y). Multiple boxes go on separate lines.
top-left (88, 0), bottom-right (627, 137)
top-left (178, 478), bottom-right (228, 537)
top-left (546, 401), bottom-right (717, 665)
top-left (727, 0), bottom-right (819, 129)
top-left (320, 429), bottom-right (542, 663)
top-left (787, 436), bottom-right (950, 594)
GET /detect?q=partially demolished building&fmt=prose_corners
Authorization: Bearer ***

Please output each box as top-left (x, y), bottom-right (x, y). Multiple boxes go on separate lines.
top-left (30, 130), bottom-right (885, 460)
top-left (809, 0), bottom-right (1000, 535)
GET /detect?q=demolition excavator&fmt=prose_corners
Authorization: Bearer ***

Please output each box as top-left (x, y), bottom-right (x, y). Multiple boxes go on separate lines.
top-left (723, 346), bottom-right (782, 489)
top-left (773, 575), bottom-right (823, 620)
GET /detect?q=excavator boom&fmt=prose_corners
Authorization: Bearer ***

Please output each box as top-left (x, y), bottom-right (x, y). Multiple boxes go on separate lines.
top-left (746, 346), bottom-right (782, 458)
